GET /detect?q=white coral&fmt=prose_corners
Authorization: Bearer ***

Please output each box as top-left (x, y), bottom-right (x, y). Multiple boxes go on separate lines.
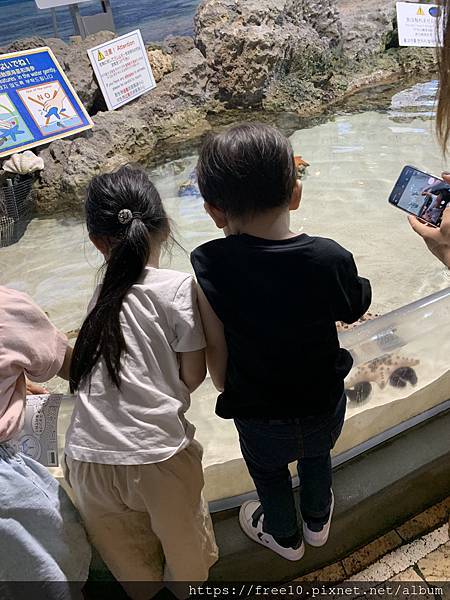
top-left (3, 151), bottom-right (44, 175)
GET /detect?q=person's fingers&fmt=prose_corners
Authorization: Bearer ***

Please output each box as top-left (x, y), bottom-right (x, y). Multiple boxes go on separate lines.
top-left (440, 204), bottom-right (450, 233)
top-left (441, 172), bottom-right (450, 184)
top-left (408, 215), bottom-right (438, 239)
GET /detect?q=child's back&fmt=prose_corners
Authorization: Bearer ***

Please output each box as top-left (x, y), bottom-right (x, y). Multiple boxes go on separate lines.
top-left (65, 166), bottom-right (217, 596)
top-left (192, 232), bottom-right (369, 418)
top-left (66, 267), bottom-right (202, 463)
top-left (191, 122), bottom-right (371, 562)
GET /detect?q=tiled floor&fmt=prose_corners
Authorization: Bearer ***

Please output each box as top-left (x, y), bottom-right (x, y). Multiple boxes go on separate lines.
top-left (296, 497), bottom-right (450, 585)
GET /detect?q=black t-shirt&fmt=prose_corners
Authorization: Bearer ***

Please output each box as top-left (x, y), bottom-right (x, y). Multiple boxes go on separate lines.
top-left (191, 233), bottom-right (372, 419)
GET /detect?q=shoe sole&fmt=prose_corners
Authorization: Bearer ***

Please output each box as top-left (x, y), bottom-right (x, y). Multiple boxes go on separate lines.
top-left (239, 502), bottom-right (305, 561)
top-left (302, 492), bottom-right (335, 548)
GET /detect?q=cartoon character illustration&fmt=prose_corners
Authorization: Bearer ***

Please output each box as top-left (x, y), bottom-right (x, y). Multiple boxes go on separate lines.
top-left (28, 88), bottom-right (69, 128)
top-left (0, 118), bottom-right (25, 145)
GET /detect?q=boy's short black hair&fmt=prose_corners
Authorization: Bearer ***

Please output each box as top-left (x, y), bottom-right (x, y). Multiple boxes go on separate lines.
top-left (197, 123), bottom-right (297, 218)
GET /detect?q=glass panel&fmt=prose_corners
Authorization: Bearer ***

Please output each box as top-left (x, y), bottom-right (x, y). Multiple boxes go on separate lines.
top-left (3, 80), bottom-right (450, 504)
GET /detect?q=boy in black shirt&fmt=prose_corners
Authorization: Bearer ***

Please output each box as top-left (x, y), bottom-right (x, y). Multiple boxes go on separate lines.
top-left (191, 123), bottom-right (371, 561)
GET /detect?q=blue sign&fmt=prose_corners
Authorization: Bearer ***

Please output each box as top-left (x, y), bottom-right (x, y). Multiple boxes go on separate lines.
top-left (0, 47), bottom-right (93, 159)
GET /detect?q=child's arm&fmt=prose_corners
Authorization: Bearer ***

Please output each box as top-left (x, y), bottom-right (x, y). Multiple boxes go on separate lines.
top-left (197, 287), bottom-right (228, 392)
top-left (57, 346), bottom-right (73, 381)
top-left (332, 250), bottom-right (372, 324)
top-left (180, 350), bottom-right (206, 393)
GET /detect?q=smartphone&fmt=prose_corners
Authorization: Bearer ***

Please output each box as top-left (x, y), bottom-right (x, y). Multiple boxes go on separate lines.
top-left (389, 165), bottom-right (450, 227)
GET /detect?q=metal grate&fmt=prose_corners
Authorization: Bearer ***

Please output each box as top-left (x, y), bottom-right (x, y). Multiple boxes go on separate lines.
top-left (0, 175), bottom-right (34, 248)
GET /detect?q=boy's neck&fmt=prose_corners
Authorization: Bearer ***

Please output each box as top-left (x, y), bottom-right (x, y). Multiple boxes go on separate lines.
top-left (227, 208), bottom-right (298, 241)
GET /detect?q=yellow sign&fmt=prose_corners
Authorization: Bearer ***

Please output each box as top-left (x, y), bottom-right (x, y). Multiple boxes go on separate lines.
top-left (97, 50), bottom-right (105, 61)
top-left (417, 7), bottom-right (425, 15)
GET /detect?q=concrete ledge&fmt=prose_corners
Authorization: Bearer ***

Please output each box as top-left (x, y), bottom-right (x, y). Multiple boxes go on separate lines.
top-left (209, 408), bottom-right (450, 581)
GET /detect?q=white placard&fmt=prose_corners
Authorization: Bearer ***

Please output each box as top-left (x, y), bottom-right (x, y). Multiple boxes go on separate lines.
top-left (35, 0), bottom-right (91, 8)
top-left (87, 30), bottom-right (156, 111)
top-left (396, 2), bottom-right (443, 47)
top-left (10, 395), bottom-right (63, 467)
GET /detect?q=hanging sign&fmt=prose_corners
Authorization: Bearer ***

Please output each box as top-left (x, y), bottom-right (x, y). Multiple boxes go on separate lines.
top-left (87, 29), bottom-right (156, 111)
top-left (0, 47), bottom-right (93, 159)
top-left (396, 2), bottom-right (443, 47)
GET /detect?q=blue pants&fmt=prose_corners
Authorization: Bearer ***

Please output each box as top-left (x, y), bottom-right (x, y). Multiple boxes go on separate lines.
top-left (0, 443), bottom-right (91, 596)
top-left (235, 394), bottom-right (346, 540)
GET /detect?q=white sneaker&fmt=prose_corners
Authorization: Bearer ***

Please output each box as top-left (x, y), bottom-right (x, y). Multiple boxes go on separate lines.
top-left (239, 500), bottom-right (305, 561)
top-left (302, 490), bottom-right (335, 547)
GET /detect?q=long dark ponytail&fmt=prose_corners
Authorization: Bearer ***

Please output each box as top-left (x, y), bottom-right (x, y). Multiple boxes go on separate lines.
top-left (70, 165), bottom-right (170, 392)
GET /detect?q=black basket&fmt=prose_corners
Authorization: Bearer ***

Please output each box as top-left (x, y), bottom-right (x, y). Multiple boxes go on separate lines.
top-left (0, 174), bottom-right (34, 248)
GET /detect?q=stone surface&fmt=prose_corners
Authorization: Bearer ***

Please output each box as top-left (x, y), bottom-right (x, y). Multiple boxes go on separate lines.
top-left (379, 525), bottom-right (449, 575)
top-left (389, 567), bottom-right (425, 582)
top-left (417, 540), bottom-right (450, 581)
top-left (147, 48), bottom-right (174, 82)
top-left (0, 0), bottom-right (439, 211)
top-left (347, 560), bottom-right (395, 582)
top-left (295, 562), bottom-right (347, 582)
top-left (342, 531), bottom-right (403, 577)
top-left (1, 32), bottom-right (115, 112)
top-left (163, 35), bottom-right (195, 55)
top-left (33, 45), bottom-right (212, 212)
top-left (396, 497), bottom-right (450, 542)
top-left (194, 0), bottom-right (342, 107)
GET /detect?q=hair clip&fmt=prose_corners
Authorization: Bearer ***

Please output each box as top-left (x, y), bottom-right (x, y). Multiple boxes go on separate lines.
top-left (118, 209), bottom-right (133, 225)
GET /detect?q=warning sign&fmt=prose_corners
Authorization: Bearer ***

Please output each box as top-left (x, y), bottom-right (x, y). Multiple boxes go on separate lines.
top-left (396, 2), bottom-right (443, 47)
top-left (87, 30), bottom-right (156, 111)
top-left (0, 47), bottom-right (92, 159)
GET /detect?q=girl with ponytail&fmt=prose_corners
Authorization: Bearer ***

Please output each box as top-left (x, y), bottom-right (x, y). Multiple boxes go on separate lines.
top-left (65, 166), bottom-right (218, 595)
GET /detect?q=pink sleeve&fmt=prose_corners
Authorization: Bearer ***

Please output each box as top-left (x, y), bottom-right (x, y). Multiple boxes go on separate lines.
top-left (0, 289), bottom-right (68, 383)
top-left (0, 288), bottom-right (67, 441)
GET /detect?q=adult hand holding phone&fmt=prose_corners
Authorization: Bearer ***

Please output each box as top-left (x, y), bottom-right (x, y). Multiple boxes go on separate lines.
top-left (409, 173), bottom-right (450, 267)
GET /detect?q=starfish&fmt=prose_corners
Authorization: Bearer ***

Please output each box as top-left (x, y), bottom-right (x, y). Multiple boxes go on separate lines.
top-left (337, 312), bottom-right (420, 405)
top-left (346, 354), bottom-right (420, 392)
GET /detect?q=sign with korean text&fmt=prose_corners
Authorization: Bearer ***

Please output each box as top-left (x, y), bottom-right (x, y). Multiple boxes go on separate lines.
top-left (396, 2), bottom-right (443, 47)
top-left (34, 0), bottom-right (91, 8)
top-left (0, 47), bottom-right (93, 159)
top-left (87, 30), bottom-right (156, 111)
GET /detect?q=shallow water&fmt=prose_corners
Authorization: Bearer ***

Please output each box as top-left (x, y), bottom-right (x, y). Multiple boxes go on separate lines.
top-left (2, 80), bottom-right (449, 331)
top-left (3, 80), bottom-right (450, 502)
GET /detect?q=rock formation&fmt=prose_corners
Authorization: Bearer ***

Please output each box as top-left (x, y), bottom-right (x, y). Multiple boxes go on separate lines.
top-left (0, 0), bottom-right (438, 212)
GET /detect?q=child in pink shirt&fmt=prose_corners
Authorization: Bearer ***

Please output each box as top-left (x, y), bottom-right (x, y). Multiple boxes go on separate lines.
top-left (0, 285), bottom-right (91, 593)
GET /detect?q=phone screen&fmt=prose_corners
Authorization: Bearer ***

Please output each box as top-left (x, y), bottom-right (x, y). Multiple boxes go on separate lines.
top-left (389, 166), bottom-right (450, 227)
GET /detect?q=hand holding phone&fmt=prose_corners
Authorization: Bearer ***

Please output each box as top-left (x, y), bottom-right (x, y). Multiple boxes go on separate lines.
top-left (407, 172), bottom-right (450, 268)
top-left (389, 165), bottom-right (450, 228)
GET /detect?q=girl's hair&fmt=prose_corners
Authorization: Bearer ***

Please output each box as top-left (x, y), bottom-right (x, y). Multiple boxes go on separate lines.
top-left (437, 2), bottom-right (450, 151)
top-left (70, 165), bottom-right (170, 392)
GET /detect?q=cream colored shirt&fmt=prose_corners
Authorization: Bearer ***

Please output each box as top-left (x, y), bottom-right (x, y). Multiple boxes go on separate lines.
top-left (65, 268), bottom-right (205, 465)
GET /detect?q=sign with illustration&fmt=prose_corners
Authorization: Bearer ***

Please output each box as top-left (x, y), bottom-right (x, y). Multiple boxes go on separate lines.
top-left (87, 29), bottom-right (156, 111)
top-left (10, 395), bottom-right (63, 467)
top-left (0, 47), bottom-right (93, 159)
top-left (396, 2), bottom-right (442, 47)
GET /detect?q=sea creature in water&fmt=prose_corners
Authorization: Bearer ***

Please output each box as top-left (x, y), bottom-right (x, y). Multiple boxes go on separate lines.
top-left (178, 170), bottom-right (202, 198)
top-left (337, 312), bottom-right (419, 406)
top-left (336, 311), bottom-right (380, 332)
top-left (294, 155), bottom-right (309, 176)
top-left (345, 354), bottom-right (419, 405)
top-left (3, 150), bottom-right (45, 175)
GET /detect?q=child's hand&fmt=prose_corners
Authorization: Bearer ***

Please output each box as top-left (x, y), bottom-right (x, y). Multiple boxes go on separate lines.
top-left (26, 379), bottom-right (48, 395)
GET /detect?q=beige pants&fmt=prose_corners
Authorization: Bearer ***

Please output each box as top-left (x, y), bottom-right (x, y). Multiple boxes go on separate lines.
top-left (65, 442), bottom-right (218, 597)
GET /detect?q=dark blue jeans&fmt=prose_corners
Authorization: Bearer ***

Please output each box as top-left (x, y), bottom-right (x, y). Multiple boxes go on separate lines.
top-left (235, 394), bottom-right (346, 540)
